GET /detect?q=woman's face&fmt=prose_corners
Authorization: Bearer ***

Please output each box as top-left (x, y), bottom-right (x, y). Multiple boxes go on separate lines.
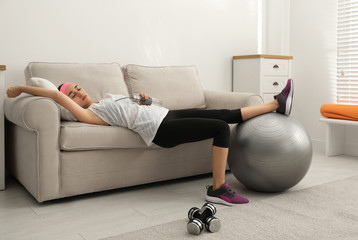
top-left (65, 84), bottom-right (92, 108)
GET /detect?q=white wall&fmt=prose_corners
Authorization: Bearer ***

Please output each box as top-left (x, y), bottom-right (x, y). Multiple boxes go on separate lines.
top-left (265, 0), bottom-right (290, 55)
top-left (0, 0), bottom-right (260, 91)
top-left (289, 0), bottom-right (337, 147)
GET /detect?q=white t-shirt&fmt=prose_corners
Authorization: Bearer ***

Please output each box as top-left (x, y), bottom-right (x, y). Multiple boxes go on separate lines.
top-left (88, 94), bottom-right (169, 146)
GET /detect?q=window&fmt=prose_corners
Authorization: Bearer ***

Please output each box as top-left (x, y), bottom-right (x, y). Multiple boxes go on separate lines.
top-left (338, 0), bottom-right (358, 104)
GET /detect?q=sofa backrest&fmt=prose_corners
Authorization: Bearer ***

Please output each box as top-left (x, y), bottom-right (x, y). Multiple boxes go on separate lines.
top-left (123, 65), bottom-right (206, 110)
top-left (25, 62), bottom-right (207, 110)
top-left (26, 62), bottom-right (130, 101)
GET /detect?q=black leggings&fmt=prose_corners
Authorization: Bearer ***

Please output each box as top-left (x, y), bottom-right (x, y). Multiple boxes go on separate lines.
top-left (152, 109), bottom-right (243, 148)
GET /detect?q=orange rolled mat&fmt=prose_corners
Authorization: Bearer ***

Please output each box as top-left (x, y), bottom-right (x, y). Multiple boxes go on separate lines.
top-left (320, 104), bottom-right (358, 121)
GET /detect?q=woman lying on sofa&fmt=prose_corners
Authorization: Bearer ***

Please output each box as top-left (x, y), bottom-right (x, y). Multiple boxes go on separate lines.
top-left (7, 79), bottom-right (294, 206)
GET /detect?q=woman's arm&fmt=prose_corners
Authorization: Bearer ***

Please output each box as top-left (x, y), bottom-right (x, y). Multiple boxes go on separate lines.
top-left (7, 85), bottom-right (57, 99)
top-left (7, 86), bottom-right (107, 125)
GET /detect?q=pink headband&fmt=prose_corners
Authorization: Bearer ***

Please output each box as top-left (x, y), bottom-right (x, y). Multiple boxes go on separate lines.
top-left (60, 83), bottom-right (75, 95)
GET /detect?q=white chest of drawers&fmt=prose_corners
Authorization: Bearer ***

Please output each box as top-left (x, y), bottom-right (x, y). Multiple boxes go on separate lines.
top-left (233, 55), bottom-right (293, 103)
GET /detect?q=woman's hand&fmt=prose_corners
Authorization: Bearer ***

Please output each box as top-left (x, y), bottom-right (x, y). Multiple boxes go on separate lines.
top-left (6, 86), bottom-right (23, 98)
top-left (139, 93), bottom-right (150, 100)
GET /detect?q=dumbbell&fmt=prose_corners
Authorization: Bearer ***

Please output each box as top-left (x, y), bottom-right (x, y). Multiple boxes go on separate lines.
top-left (187, 202), bottom-right (221, 235)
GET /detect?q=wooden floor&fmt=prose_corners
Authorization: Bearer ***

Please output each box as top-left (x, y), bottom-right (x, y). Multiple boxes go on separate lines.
top-left (1, 148), bottom-right (358, 240)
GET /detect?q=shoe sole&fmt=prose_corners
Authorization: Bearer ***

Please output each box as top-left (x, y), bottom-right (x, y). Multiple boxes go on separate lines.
top-left (206, 195), bottom-right (236, 207)
top-left (285, 79), bottom-right (294, 115)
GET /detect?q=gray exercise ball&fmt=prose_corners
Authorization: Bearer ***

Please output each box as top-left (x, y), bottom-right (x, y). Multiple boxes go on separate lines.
top-left (228, 113), bottom-right (312, 192)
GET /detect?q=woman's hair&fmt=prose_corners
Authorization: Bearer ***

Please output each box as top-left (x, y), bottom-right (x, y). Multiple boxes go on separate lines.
top-left (57, 84), bottom-right (63, 91)
top-left (58, 83), bottom-right (75, 95)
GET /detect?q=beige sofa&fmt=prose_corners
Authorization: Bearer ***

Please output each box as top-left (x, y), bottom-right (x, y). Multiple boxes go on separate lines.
top-left (4, 62), bottom-right (263, 202)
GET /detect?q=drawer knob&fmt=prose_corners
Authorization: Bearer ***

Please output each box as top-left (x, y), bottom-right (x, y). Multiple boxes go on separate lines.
top-left (273, 64), bottom-right (279, 69)
top-left (273, 82), bottom-right (279, 86)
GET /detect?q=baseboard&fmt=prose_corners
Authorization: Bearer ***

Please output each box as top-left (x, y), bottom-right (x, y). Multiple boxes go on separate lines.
top-left (312, 137), bottom-right (358, 157)
top-left (344, 142), bottom-right (358, 157)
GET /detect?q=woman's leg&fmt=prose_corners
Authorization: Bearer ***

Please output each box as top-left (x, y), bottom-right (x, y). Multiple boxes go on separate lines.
top-left (241, 100), bottom-right (279, 121)
top-left (212, 146), bottom-right (228, 190)
top-left (164, 78), bottom-right (293, 124)
top-left (208, 100), bottom-right (279, 190)
top-left (153, 118), bottom-right (230, 148)
top-left (165, 99), bottom-right (280, 125)
top-left (153, 117), bottom-right (231, 187)
top-left (153, 118), bottom-right (248, 205)
top-left (165, 108), bottom-right (244, 124)
top-left (240, 78), bottom-right (293, 120)
top-left (153, 117), bottom-right (249, 205)
top-left (154, 101), bottom-right (280, 188)
top-left (210, 101), bottom-right (279, 189)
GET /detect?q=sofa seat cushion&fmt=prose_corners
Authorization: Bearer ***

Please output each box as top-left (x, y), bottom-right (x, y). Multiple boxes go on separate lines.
top-left (123, 65), bottom-right (206, 110)
top-left (60, 122), bottom-right (154, 151)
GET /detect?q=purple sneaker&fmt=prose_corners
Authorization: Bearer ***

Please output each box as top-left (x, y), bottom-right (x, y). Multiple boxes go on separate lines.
top-left (206, 182), bottom-right (249, 206)
top-left (274, 79), bottom-right (294, 115)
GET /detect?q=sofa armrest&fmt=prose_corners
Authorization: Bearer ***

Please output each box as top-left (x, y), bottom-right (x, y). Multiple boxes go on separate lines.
top-left (5, 94), bottom-right (61, 202)
top-left (204, 90), bottom-right (263, 110)
top-left (5, 94), bottom-right (61, 129)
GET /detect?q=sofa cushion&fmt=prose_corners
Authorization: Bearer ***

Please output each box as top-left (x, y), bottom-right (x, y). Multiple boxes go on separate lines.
top-left (60, 122), bottom-right (156, 150)
top-left (26, 62), bottom-right (129, 101)
top-left (28, 77), bottom-right (77, 121)
top-left (123, 65), bottom-right (206, 110)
